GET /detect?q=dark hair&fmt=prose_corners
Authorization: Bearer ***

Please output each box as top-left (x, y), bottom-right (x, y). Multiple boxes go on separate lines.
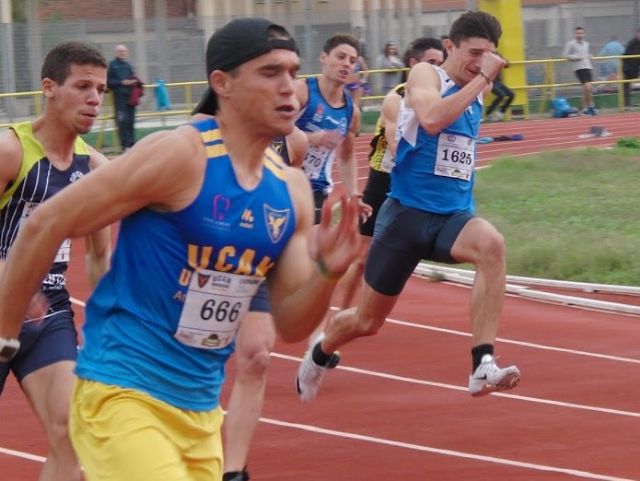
top-left (323, 34), bottom-right (360, 55)
top-left (402, 37), bottom-right (444, 67)
top-left (41, 41), bottom-right (107, 84)
top-left (449, 11), bottom-right (502, 48)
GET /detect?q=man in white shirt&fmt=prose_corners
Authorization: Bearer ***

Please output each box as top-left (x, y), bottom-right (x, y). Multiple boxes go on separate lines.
top-left (563, 26), bottom-right (596, 115)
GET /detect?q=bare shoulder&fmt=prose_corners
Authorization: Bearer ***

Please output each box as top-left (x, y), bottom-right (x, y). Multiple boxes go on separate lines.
top-left (0, 129), bottom-right (23, 186)
top-left (408, 63), bottom-right (439, 87)
top-left (382, 87), bottom-right (402, 122)
top-left (284, 162), bottom-right (310, 190)
top-left (286, 127), bottom-right (308, 168)
top-left (77, 125), bottom-right (207, 211)
top-left (283, 165), bottom-right (313, 226)
top-left (406, 64), bottom-right (442, 107)
top-left (294, 78), bottom-right (310, 106)
top-left (284, 164), bottom-right (312, 204)
top-left (87, 144), bottom-right (110, 170)
top-left (114, 125), bottom-right (203, 173)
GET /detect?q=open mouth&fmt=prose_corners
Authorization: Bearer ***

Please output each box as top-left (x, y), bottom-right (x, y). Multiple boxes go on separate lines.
top-left (276, 105), bottom-right (295, 113)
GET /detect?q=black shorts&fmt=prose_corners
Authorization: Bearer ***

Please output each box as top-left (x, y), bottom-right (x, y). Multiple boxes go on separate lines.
top-left (575, 68), bottom-right (593, 84)
top-left (360, 168), bottom-right (391, 237)
top-left (313, 190), bottom-right (328, 225)
top-left (0, 307), bottom-right (77, 392)
top-left (364, 198), bottom-right (474, 296)
top-left (248, 281), bottom-right (271, 313)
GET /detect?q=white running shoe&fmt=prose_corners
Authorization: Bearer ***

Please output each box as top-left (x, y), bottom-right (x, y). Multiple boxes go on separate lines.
top-left (468, 354), bottom-right (520, 397)
top-left (295, 340), bottom-right (340, 402)
top-left (488, 111), bottom-right (504, 122)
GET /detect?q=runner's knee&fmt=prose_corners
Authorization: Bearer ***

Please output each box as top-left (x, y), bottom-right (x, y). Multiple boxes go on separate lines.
top-left (477, 230), bottom-right (505, 266)
top-left (237, 347), bottom-right (271, 378)
top-left (46, 412), bottom-right (72, 451)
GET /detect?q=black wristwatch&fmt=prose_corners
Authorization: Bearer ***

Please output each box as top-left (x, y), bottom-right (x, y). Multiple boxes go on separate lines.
top-left (0, 337), bottom-right (20, 362)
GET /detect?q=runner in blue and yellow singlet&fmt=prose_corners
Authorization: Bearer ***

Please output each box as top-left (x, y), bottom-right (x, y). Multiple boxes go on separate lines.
top-left (0, 18), bottom-right (361, 481)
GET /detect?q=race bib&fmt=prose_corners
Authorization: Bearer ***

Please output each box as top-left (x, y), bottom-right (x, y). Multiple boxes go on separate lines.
top-left (434, 134), bottom-right (475, 181)
top-left (54, 238), bottom-right (71, 263)
top-left (175, 270), bottom-right (263, 350)
top-left (303, 145), bottom-right (331, 179)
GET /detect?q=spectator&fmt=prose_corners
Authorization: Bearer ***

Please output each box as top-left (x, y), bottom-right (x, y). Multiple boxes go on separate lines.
top-left (623, 28), bottom-right (640, 108)
top-left (107, 44), bottom-right (140, 151)
top-left (486, 58), bottom-right (514, 121)
top-left (563, 26), bottom-right (596, 115)
top-left (345, 53), bottom-right (370, 109)
top-left (598, 36), bottom-right (624, 81)
top-left (377, 41), bottom-right (405, 93)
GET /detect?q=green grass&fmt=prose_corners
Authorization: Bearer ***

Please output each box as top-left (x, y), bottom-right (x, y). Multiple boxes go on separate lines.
top-left (473, 147), bottom-right (640, 285)
top-left (83, 124), bottom-right (640, 286)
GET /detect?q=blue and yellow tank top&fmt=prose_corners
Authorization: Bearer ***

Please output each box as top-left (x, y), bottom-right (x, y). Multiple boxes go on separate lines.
top-left (295, 77), bottom-right (354, 194)
top-left (77, 117), bottom-right (296, 411)
top-left (0, 122), bottom-right (91, 310)
top-left (391, 66), bottom-right (483, 214)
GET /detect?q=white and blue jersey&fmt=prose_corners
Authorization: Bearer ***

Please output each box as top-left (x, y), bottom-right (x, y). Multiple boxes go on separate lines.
top-left (391, 66), bottom-right (483, 214)
top-left (76, 117), bottom-right (296, 411)
top-left (296, 77), bottom-right (354, 194)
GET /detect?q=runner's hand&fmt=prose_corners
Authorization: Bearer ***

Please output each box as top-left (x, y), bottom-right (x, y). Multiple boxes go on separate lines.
top-left (312, 186), bottom-right (360, 279)
top-left (480, 51), bottom-right (507, 80)
top-left (354, 195), bottom-right (373, 223)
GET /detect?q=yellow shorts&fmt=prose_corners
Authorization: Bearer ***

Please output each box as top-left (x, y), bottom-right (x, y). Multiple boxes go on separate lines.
top-left (69, 379), bottom-right (224, 481)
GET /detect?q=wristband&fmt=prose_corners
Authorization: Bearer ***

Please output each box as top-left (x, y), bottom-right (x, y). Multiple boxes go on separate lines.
top-left (478, 70), bottom-right (491, 85)
top-left (316, 256), bottom-right (342, 282)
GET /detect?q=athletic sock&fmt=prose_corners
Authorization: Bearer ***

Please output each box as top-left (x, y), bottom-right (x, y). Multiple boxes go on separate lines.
top-left (311, 341), bottom-right (332, 366)
top-left (223, 468), bottom-right (249, 481)
top-left (471, 344), bottom-right (494, 372)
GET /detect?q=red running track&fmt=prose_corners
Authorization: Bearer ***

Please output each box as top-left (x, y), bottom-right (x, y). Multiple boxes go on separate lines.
top-left (1, 111), bottom-right (639, 481)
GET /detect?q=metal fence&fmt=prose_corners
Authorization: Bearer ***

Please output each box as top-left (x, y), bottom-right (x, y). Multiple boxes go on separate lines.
top-left (1, 0), bottom-right (639, 121)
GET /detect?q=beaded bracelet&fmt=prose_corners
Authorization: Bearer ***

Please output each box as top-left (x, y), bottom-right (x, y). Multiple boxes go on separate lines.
top-left (316, 256), bottom-right (342, 282)
top-left (478, 70), bottom-right (491, 85)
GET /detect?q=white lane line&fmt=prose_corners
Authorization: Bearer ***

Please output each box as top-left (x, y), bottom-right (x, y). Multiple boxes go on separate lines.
top-left (326, 307), bottom-right (640, 365)
top-left (70, 297), bottom-right (639, 364)
top-left (70, 297), bottom-right (86, 307)
top-left (3, 419), bottom-right (637, 481)
top-left (0, 447), bottom-right (45, 462)
top-left (259, 417), bottom-right (639, 481)
top-left (383, 316), bottom-right (640, 365)
top-left (271, 353), bottom-right (640, 419)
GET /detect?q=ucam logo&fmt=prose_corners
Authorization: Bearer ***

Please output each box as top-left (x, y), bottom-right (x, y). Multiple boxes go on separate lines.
top-left (263, 204), bottom-right (291, 243)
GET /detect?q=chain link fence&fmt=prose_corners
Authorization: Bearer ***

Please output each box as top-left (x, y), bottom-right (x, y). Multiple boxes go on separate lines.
top-left (1, 0), bottom-right (639, 121)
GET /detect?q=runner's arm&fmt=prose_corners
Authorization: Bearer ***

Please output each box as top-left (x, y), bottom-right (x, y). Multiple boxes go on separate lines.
top-left (268, 169), bottom-right (360, 342)
top-left (381, 90), bottom-right (402, 156)
top-left (335, 105), bottom-right (361, 196)
top-left (0, 127), bottom-right (204, 338)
